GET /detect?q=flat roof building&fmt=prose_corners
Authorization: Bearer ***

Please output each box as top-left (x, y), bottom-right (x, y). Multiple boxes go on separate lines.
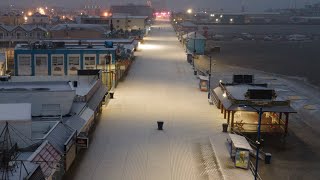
top-left (14, 43), bottom-right (117, 76)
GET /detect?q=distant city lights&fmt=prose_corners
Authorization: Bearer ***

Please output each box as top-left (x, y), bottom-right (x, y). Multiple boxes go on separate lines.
top-left (38, 7), bottom-right (46, 15)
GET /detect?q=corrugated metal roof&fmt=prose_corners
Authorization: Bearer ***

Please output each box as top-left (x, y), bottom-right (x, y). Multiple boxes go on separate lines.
top-left (45, 122), bottom-right (74, 153)
top-left (64, 115), bottom-right (87, 132)
top-left (87, 85), bottom-right (107, 111)
top-left (229, 134), bottom-right (253, 151)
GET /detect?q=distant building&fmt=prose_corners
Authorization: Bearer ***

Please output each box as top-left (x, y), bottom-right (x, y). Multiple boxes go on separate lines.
top-left (0, 25), bottom-right (48, 47)
top-left (49, 24), bottom-right (109, 39)
top-left (182, 32), bottom-right (206, 55)
top-left (0, 12), bottom-right (24, 25)
top-left (111, 15), bottom-right (148, 32)
top-left (76, 15), bottom-right (110, 25)
top-left (25, 12), bottom-right (50, 26)
top-left (110, 4), bottom-right (153, 18)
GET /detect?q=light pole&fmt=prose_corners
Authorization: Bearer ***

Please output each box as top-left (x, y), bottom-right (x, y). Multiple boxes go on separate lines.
top-left (193, 32), bottom-right (196, 69)
top-left (239, 105), bottom-right (263, 180)
top-left (208, 56), bottom-right (212, 99)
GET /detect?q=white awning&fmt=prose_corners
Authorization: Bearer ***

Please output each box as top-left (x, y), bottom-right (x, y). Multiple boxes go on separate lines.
top-left (229, 134), bottom-right (253, 151)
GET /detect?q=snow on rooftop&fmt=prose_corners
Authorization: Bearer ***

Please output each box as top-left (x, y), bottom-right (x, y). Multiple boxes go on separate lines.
top-left (0, 81), bottom-right (73, 91)
top-left (0, 103), bottom-right (31, 121)
top-left (225, 84), bottom-right (273, 100)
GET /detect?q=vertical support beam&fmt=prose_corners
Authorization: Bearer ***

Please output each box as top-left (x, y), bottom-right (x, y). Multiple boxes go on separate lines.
top-left (227, 111), bottom-right (231, 124)
top-left (231, 111), bottom-right (235, 131)
top-left (231, 111), bottom-right (235, 123)
top-left (279, 112), bottom-right (283, 120)
top-left (224, 109), bottom-right (227, 119)
top-left (221, 105), bottom-right (223, 113)
top-left (218, 100), bottom-right (221, 109)
top-left (285, 113), bottom-right (289, 135)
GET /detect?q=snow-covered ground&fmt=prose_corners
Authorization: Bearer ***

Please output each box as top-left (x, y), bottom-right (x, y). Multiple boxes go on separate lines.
top-left (67, 20), bottom-right (253, 180)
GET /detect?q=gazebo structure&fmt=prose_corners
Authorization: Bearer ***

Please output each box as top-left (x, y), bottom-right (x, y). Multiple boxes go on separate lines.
top-left (210, 75), bottom-right (297, 135)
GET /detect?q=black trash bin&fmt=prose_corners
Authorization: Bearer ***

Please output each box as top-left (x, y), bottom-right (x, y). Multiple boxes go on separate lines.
top-left (109, 92), bottom-right (114, 99)
top-left (222, 123), bottom-right (228, 132)
top-left (265, 153), bottom-right (272, 164)
top-left (157, 121), bottom-right (164, 130)
top-left (194, 70), bottom-right (197, 76)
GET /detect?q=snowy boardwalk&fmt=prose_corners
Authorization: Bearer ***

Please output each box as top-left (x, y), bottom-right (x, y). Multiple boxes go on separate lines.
top-left (67, 20), bottom-right (252, 180)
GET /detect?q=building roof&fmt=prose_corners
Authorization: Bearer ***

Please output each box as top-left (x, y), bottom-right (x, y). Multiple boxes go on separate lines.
top-left (182, 32), bottom-right (206, 40)
top-left (225, 84), bottom-right (272, 101)
top-left (87, 85), bottom-right (107, 110)
top-left (0, 24), bottom-right (48, 32)
top-left (50, 24), bottom-right (107, 33)
top-left (213, 84), bottom-right (297, 113)
top-left (15, 43), bottom-right (117, 51)
top-left (0, 103), bottom-right (31, 121)
top-left (44, 122), bottom-right (75, 153)
top-left (28, 140), bottom-right (61, 178)
top-left (111, 15), bottom-right (148, 19)
top-left (0, 81), bottom-right (73, 92)
top-left (64, 115), bottom-right (87, 133)
top-left (229, 134), bottom-right (253, 151)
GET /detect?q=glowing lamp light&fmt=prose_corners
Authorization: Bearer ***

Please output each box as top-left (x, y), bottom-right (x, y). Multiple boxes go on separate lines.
top-left (24, 16), bottom-right (28, 21)
top-left (223, 92), bottom-right (227, 97)
top-left (103, 12), bottom-right (108, 16)
top-left (230, 18), bottom-right (234, 22)
top-left (187, 9), bottom-right (192, 14)
top-left (219, 80), bottom-right (223, 83)
top-left (220, 14), bottom-right (223, 18)
top-left (210, 14), bottom-right (215, 17)
top-left (215, 18), bottom-right (219, 22)
top-left (28, 12), bottom-right (32, 16)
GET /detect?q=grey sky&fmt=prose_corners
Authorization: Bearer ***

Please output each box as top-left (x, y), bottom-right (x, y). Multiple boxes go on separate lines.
top-left (1, 0), bottom-right (319, 12)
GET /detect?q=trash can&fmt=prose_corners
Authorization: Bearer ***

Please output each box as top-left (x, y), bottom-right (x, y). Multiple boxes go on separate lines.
top-left (157, 121), bottom-right (164, 130)
top-left (265, 153), bottom-right (272, 164)
top-left (109, 92), bottom-right (114, 99)
top-left (194, 70), bottom-right (197, 76)
top-left (222, 123), bottom-right (228, 132)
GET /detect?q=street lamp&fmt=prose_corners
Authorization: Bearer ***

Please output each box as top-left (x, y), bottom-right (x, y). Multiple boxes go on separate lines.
top-left (207, 56), bottom-right (215, 99)
top-left (193, 32), bottom-right (196, 69)
top-left (207, 47), bottom-right (220, 99)
top-left (187, 9), bottom-right (192, 14)
top-left (239, 105), bottom-right (263, 180)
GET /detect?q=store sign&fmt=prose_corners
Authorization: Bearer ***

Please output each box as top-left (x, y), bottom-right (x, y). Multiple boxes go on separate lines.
top-left (76, 137), bottom-right (89, 149)
top-left (235, 150), bottom-right (250, 169)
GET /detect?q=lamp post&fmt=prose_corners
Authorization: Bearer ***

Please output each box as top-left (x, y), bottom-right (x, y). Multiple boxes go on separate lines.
top-left (186, 31), bottom-right (188, 53)
top-left (208, 56), bottom-right (212, 99)
top-left (239, 105), bottom-right (263, 180)
top-left (193, 32), bottom-right (196, 69)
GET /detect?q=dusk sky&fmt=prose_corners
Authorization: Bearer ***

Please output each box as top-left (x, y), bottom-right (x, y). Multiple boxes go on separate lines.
top-left (1, 0), bottom-right (319, 12)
